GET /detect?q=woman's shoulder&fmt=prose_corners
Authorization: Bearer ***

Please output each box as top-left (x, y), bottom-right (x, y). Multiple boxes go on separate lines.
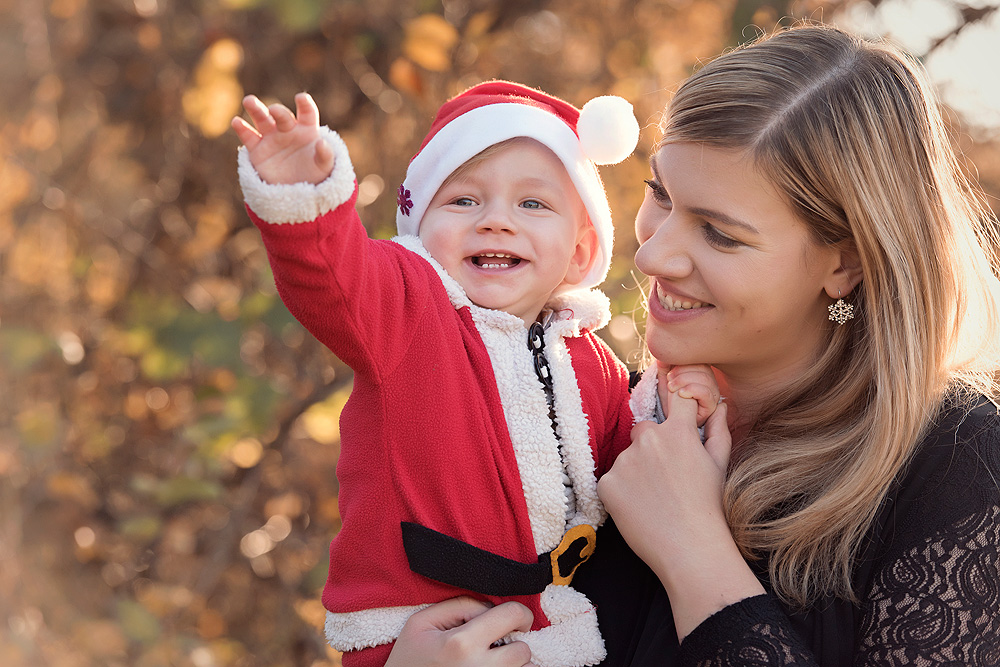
top-left (919, 392), bottom-right (1000, 474)
top-left (888, 393), bottom-right (1000, 545)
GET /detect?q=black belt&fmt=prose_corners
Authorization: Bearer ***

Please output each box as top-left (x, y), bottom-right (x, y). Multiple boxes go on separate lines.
top-left (401, 522), bottom-right (597, 597)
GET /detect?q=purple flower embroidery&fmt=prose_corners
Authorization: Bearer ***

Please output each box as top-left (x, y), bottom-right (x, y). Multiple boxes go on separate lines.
top-left (397, 184), bottom-right (413, 216)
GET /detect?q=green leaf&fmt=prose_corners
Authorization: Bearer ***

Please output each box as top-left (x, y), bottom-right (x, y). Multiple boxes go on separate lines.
top-left (116, 599), bottom-right (161, 644)
top-left (0, 327), bottom-right (57, 372)
top-left (118, 516), bottom-right (163, 543)
top-left (153, 477), bottom-right (223, 507)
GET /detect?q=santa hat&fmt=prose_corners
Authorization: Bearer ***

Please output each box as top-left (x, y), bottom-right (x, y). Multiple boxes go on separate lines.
top-left (395, 80), bottom-right (640, 290)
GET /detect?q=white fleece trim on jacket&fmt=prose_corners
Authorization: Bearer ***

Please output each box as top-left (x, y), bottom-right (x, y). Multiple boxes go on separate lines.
top-left (325, 585), bottom-right (606, 666)
top-left (237, 126), bottom-right (355, 224)
top-left (509, 584), bottom-right (606, 667)
top-left (630, 364), bottom-right (659, 423)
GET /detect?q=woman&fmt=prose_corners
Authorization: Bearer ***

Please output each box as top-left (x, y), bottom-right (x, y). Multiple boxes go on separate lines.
top-left (385, 23), bottom-right (1000, 666)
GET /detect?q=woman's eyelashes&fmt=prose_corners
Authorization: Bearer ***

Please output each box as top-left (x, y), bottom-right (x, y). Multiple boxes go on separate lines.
top-left (644, 178), bottom-right (743, 249)
top-left (644, 179), bottom-right (670, 205)
top-left (701, 223), bottom-right (742, 249)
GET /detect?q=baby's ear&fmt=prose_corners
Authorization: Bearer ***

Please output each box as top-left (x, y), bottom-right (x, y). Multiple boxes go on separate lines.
top-left (563, 223), bottom-right (599, 287)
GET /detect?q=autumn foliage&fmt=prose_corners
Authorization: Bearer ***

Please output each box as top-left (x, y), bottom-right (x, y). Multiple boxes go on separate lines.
top-left (2, 1), bottom-right (998, 665)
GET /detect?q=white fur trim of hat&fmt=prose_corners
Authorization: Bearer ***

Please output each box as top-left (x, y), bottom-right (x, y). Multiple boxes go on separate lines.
top-left (395, 81), bottom-right (640, 290)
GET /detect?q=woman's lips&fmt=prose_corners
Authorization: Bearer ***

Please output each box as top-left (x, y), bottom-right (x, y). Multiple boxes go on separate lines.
top-left (654, 282), bottom-right (710, 311)
top-left (648, 282), bottom-right (712, 318)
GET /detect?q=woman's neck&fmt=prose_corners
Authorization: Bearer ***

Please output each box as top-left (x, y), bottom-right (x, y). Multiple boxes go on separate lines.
top-left (713, 364), bottom-right (804, 449)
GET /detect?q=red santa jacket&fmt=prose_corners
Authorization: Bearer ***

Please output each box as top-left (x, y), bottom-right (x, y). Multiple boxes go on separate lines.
top-left (238, 128), bottom-right (634, 667)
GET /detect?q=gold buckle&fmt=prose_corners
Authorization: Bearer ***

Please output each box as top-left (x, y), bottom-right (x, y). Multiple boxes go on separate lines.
top-left (550, 524), bottom-right (597, 586)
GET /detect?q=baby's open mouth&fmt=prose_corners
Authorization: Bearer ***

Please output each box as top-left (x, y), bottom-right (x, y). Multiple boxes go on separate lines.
top-left (471, 253), bottom-right (522, 269)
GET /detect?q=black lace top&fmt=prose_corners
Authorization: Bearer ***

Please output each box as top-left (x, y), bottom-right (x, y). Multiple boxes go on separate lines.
top-left (574, 396), bottom-right (1000, 666)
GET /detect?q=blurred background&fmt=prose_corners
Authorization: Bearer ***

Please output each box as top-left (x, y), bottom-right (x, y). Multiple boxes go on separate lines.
top-left (2, 0), bottom-right (999, 665)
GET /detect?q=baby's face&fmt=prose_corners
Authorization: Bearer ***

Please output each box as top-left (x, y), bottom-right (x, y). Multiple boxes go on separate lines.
top-left (419, 138), bottom-right (593, 327)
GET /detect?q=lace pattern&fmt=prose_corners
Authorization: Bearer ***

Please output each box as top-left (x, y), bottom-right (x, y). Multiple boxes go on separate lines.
top-left (680, 506), bottom-right (1000, 666)
top-left (857, 505), bottom-right (1000, 665)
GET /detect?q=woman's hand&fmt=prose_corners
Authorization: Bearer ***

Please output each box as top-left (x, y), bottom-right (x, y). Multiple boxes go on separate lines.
top-left (599, 388), bottom-right (731, 569)
top-left (385, 597), bottom-right (536, 667)
top-left (598, 386), bottom-right (764, 640)
top-left (231, 92), bottom-right (335, 186)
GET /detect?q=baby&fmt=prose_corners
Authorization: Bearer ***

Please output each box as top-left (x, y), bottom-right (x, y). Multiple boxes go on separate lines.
top-left (232, 81), bottom-right (715, 666)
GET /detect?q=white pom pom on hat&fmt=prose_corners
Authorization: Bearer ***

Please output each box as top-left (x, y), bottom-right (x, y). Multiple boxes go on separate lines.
top-left (395, 80), bottom-right (640, 290)
top-left (578, 96), bottom-right (642, 166)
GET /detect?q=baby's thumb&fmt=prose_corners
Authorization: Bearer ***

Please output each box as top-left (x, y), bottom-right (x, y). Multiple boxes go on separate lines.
top-left (314, 138), bottom-right (336, 176)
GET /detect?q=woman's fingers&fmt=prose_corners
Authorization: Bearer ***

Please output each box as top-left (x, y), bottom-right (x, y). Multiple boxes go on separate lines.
top-left (663, 378), bottom-right (700, 425)
top-left (415, 595), bottom-right (494, 631)
top-left (462, 600), bottom-right (533, 638)
top-left (490, 641), bottom-right (534, 666)
top-left (702, 401), bottom-right (732, 471)
top-left (387, 598), bottom-right (534, 667)
top-left (675, 382), bottom-right (718, 426)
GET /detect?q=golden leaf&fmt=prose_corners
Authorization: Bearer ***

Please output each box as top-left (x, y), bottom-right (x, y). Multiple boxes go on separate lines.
top-left (299, 386), bottom-right (350, 445)
top-left (403, 14), bottom-right (459, 72)
top-left (388, 57), bottom-right (424, 97)
top-left (182, 39), bottom-right (245, 138)
top-left (45, 471), bottom-right (99, 509)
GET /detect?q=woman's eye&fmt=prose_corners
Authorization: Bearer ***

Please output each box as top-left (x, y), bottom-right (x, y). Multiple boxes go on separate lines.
top-left (643, 179), bottom-right (671, 206)
top-left (701, 223), bottom-right (742, 249)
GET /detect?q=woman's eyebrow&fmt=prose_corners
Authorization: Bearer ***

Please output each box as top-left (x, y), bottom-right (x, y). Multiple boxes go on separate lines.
top-left (689, 206), bottom-right (760, 234)
top-left (650, 152), bottom-right (759, 234)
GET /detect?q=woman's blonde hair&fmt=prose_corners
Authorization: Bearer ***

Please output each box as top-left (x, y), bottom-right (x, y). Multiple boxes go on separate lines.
top-left (659, 23), bottom-right (1000, 606)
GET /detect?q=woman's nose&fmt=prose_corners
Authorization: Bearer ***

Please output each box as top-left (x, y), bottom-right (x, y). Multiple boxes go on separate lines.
top-left (634, 218), bottom-right (694, 278)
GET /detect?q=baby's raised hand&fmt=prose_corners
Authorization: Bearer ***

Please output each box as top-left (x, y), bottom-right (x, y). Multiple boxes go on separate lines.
top-left (231, 92), bottom-right (335, 186)
top-left (657, 363), bottom-right (721, 427)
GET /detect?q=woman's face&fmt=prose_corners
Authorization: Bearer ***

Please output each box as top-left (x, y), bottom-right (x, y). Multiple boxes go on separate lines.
top-left (635, 142), bottom-right (843, 386)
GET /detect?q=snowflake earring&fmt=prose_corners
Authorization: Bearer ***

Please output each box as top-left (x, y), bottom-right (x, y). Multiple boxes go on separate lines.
top-left (828, 290), bottom-right (854, 325)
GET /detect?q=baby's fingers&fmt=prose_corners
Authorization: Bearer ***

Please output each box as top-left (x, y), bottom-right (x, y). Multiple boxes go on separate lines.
top-left (675, 382), bottom-right (719, 426)
top-left (241, 95), bottom-right (275, 133)
top-left (268, 102), bottom-right (297, 132)
top-left (314, 137), bottom-right (335, 175)
top-left (294, 92), bottom-right (321, 127)
top-left (231, 116), bottom-right (261, 150)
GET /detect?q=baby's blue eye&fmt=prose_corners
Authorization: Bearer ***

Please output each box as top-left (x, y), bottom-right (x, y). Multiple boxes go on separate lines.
top-left (454, 197), bottom-right (476, 206)
top-left (521, 200), bottom-right (543, 209)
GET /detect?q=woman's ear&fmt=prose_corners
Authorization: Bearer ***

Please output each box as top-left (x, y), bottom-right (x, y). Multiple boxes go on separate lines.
top-left (824, 241), bottom-right (864, 299)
